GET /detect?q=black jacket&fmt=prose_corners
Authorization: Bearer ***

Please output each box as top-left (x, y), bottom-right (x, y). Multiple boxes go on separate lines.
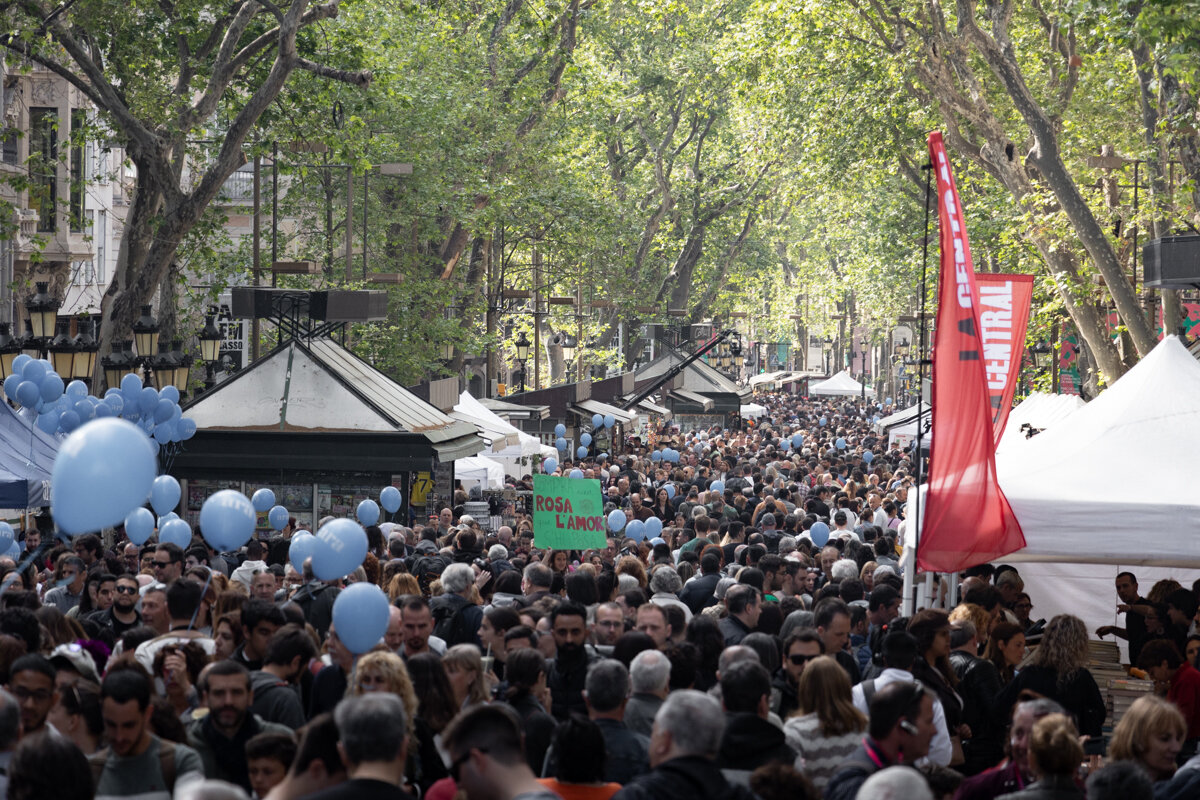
top-left (504, 691), bottom-right (556, 776)
top-left (996, 664), bottom-right (1105, 738)
top-left (719, 615), bottom-right (752, 647)
top-left (613, 755), bottom-right (756, 800)
top-left (679, 573), bottom-right (721, 614)
top-left (717, 713), bottom-right (796, 773)
top-left (594, 717), bottom-right (650, 785)
top-left (547, 647), bottom-right (596, 720)
top-left (950, 649), bottom-right (1005, 776)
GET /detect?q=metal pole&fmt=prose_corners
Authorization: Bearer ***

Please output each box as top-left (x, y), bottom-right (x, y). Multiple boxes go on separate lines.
top-left (363, 170), bottom-right (369, 280)
top-left (252, 153), bottom-right (261, 361)
top-left (271, 142), bottom-right (278, 290)
top-left (345, 166), bottom-right (354, 283)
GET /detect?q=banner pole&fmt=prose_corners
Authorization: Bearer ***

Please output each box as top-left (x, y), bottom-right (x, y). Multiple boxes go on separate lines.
top-left (904, 161), bottom-right (935, 617)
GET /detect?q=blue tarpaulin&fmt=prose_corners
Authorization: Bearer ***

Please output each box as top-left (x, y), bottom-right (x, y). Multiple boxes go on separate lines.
top-left (0, 402), bottom-right (58, 508)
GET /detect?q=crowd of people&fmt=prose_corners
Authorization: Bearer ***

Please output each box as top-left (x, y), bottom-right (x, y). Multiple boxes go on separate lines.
top-left (0, 392), bottom-right (1197, 800)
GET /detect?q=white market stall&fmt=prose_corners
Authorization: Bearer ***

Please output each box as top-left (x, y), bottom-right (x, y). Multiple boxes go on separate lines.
top-left (453, 455), bottom-right (506, 491)
top-left (453, 391), bottom-right (552, 479)
top-left (810, 370), bottom-right (866, 397)
top-left (740, 403), bottom-right (768, 420)
top-left (994, 392), bottom-right (1086, 457)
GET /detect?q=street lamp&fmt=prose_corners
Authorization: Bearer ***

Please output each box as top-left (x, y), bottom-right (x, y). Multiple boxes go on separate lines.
top-left (25, 282), bottom-right (59, 356)
top-left (169, 340), bottom-right (192, 396)
top-left (0, 323), bottom-right (19, 380)
top-left (47, 321), bottom-right (75, 377)
top-left (148, 342), bottom-right (177, 390)
top-left (561, 334), bottom-right (577, 378)
top-left (1029, 341), bottom-right (1052, 370)
top-left (17, 322), bottom-right (40, 361)
top-left (199, 310), bottom-right (223, 391)
top-left (102, 340), bottom-right (133, 391)
top-left (71, 322), bottom-right (99, 384)
top-left (514, 330), bottom-right (531, 393)
top-left (132, 305), bottom-right (160, 362)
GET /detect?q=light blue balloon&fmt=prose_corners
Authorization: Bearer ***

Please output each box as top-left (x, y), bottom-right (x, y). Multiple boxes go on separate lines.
top-left (819, 416), bottom-right (828, 426)
top-left (580, 433), bottom-right (592, 447)
top-left (159, 518), bottom-right (192, 549)
top-left (792, 433), bottom-right (803, 447)
top-left (198, 490), bottom-right (256, 552)
top-left (36, 411), bottom-right (59, 434)
top-left (664, 484), bottom-right (675, 500)
top-left (104, 393), bottom-right (124, 415)
top-left (4, 542), bottom-right (17, 560)
top-left (153, 423), bottom-right (174, 443)
top-left (836, 437), bottom-right (847, 450)
top-left (120, 373), bottom-right (142, 396)
top-left (597, 452), bottom-right (608, 461)
top-left (158, 512), bottom-right (179, 526)
top-left (379, 486), bottom-right (401, 514)
top-left (592, 414), bottom-right (603, 428)
top-left (15, 380), bottom-right (39, 407)
top-left (543, 457), bottom-right (558, 474)
top-left (51, 418), bottom-right (156, 534)
top-left (21, 359), bottom-right (46, 383)
top-left (65, 379), bottom-right (88, 401)
top-left (312, 518), bottom-right (368, 581)
top-left (644, 517), bottom-right (663, 538)
top-left (607, 509), bottom-right (626, 532)
top-left (124, 507), bottom-right (155, 545)
top-left (556, 437), bottom-right (567, 451)
top-left (0, 522), bottom-right (13, 552)
top-left (863, 450), bottom-right (875, 464)
top-left (151, 475), bottom-right (181, 516)
top-left (603, 414), bottom-right (615, 429)
top-left (885, 397), bottom-right (893, 405)
top-left (268, 505), bottom-right (290, 531)
top-left (332, 582), bottom-right (391, 653)
top-left (288, 531), bottom-right (316, 572)
top-left (178, 419), bottom-right (197, 440)
top-left (160, 385), bottom-right (180, 404)
top-left (10, 355), bottom-right (30, 376)
top-left (576, 446), bottom-right (588, 459)
top-left (569, 469), bottom-right (583, 479)
top-left (139, 387), bottom-right (159, 414)
top-left (710, 480), bottom-right (725, 494)
top-left (357, 499), bottom-right (381, 527)
top-left (251, 488), bottom-right (276, 513)
top-left (650, 450), bottom-right (662, 462)
top-left (58, 409), bottom-right (81, 433)
top-left (73, 399), bottom-right (95, 421)
top-left (625, 519), bottom-right (645, 542)
top-left (809, 522), bottom-right (830, 547)
top-left (93, 403), bottom-right (114, 418)
top-left (781, 439), bottom-right (791, 450)
top-left (2, 375), bottom-right (20, 401)
top-left (154, 398), bottom-right (175, 424)
top-left (39, 372), bottom-right (64, 403)
top-left (554, 423), bottom-right (566, 438)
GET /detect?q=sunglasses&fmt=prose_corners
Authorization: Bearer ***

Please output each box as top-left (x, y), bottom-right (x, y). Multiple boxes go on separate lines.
top-left (115, 585), bottom-right (138, 594)
top-left (788, 653), bottom-right (819, 667)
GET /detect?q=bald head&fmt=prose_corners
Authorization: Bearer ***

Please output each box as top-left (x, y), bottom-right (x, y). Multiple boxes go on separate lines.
top-left (386, 604), bottom-right (403, 651)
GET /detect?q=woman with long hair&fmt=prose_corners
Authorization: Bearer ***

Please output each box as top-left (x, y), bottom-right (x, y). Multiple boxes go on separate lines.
top-left (983, 622), bottom-right (1026, 686)
top-left (1109, 694), bottom-right (1185, 785)
top-left (500, 647), bottom-right (557, 775)
top-left (212, 613), bottom-right (243, 661)
top-left (782, 655), bottom-right (867, 791)
top-left (907, 609), bottom-right (966, 766)
top-left (949, 603), bottom-right (993, 652)
top-left (997, 614), bottom-right (1105, 737)
top-left (651, 488), bottom-right (673, 522)
top-left (406, 652), bottom-right (460, 735)
top-left (443, 643), bottom-right (491, 707)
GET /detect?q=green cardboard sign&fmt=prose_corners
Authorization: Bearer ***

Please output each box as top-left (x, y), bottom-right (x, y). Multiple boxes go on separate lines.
top-left (532, 475), bottom-right (608, 550)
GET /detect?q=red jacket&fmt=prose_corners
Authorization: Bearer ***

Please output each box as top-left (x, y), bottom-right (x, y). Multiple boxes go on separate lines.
top-left (1169, 661), bottom-right (1200, 740)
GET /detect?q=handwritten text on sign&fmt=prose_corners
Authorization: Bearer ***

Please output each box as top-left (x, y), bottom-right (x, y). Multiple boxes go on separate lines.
top-left (532, 475), bottom-right (607, 550)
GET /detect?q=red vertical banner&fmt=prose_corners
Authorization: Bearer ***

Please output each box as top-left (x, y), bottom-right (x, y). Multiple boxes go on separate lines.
top-left (919, 133), bottom-right (1025, 573)
top-left (976, 273), bottom-right (1034, 444)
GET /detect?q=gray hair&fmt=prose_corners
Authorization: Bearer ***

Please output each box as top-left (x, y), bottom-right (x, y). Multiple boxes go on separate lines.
top-left (649, 566), bottom-right (683, 595)
top-left (0, 689), bottom-right (17, 749)
top-left (334, 693), bottom-right (408, 765)
top-left (630, 649), bottom-right (671, 694)
top-left (523, 562), bottom-right (552, 589)
top-left (831, 558), bottom-right (860, 581)
top-left (777, 536), bottom-right (797, 557)
top-left (857, 766), bottom-right (934, 800)
top-left (617, 573), bottom-right (640, 594)
top-left (176, 781), bottom-right (251, 800)
top-left (717, 644), bottom-right (760, 676)
top-left (585, 659), bottom-right (630, 713)
top-left (653, 690), bottom-right (724, 758)
top-left (487, 544), bottom-right (508, 562)
top-left (441, 563), bottom-right (475, 595)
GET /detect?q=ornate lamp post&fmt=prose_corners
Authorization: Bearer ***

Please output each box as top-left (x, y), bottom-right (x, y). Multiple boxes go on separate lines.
top-left (514, 330), bottom-right (531, 393)
top-left (199, 310), bottom-right (223, 392)
top-left (25, 282), bottom-right (59, 357)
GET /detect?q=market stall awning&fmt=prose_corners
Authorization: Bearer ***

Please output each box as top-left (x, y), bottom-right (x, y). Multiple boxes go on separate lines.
top-left (570, 399), bottom-right (637, 425)
top-left (668, 389), bottom-right (715, 411)
top-left (181, 337), bottom-right (483, 469)
top-left (451, 391), bottom-right (522, 450)
top-left (749, 370), bottom-right (787, 388)
top-left (478, 396), bottom-right (550, 421)
top-left (636, 398), bottom-right (671, 417)
top-left (810, 370), bottom-right (866, 396)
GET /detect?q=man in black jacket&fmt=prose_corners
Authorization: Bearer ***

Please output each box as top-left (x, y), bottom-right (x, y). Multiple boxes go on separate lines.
top-left (613, 689), bottom-right (753, 800)
top-left (546, 602), bottom-right (595, 720)
top-left (679, 552), bottom-right (722, 614)
top-left (716, 661), bottom-right (795, 786)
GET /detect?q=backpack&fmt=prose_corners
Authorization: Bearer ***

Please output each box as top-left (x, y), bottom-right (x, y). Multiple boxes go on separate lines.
top-left (89, 740), bottom-right (177, 791)
top-left (431, 594), bottom-right (473, 646)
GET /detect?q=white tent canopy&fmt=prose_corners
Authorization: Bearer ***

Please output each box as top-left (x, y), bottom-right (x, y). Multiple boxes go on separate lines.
top-left (740, 403), bottom-right (767, 419)
top-left (995, 392), bottom-right (1086, 457)
top-left (454, 455), bottom-right (506, 490)
top-left (452, 391), bottom-right (522, 450)
top-left (998, 336), bottom-right (1200, 567)
top-left (810, 370), bottom-right (865, 396)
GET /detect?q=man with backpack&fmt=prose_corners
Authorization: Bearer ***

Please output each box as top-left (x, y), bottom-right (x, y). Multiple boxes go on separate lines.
top-left (429, 563), bottom-right (483, 648)
top-left (289, 561), bottom-right (340, 639)
top-left (93, 666), bottom-right (205, 800)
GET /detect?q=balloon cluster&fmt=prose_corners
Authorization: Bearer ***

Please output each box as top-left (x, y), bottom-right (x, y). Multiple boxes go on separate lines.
top-left (272, 484), bottom-right (401, 579)
top-left (650, 448), bottom-right (681, 463)
top-left (591, 413), bottom-right (616, 429)
top-left (2, 356), bottom-right (196, 454)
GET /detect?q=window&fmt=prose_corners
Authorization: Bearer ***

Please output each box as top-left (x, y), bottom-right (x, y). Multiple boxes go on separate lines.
top-left (70, 108), bottom-right (85, 232)
top-left (95, 210), bottom-right (106, 283)
top-left (29, 107), bottom-right (57, 233)
top-left (0, 84), bottom-right (16, 165)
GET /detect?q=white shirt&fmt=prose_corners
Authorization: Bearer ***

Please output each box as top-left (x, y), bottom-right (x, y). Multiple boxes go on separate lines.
top-left (851, 667), bottom-right (952, 767)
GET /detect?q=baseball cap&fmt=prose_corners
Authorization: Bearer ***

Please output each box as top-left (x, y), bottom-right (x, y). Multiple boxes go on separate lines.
top-left (50, 642), bottom-right (99, 683)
